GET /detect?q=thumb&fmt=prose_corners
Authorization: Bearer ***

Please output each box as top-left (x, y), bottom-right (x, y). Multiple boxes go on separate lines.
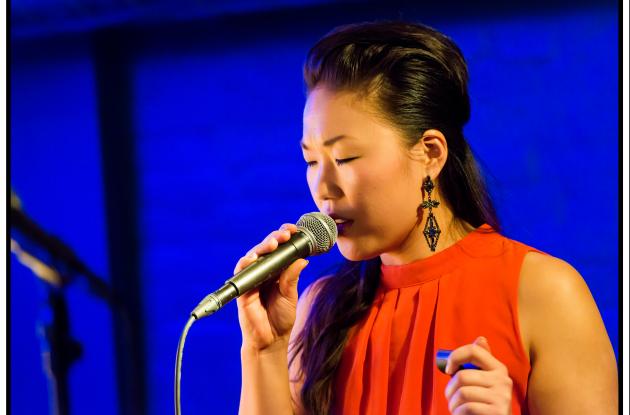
top-left (277, 258), bottom-right (308, 301)
top-left (473, 336), bottom-right (491, 353)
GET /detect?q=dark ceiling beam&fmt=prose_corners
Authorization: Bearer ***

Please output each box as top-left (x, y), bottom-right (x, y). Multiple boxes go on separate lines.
top-left (10, 0), bottom-right (617, 41)
top-left (10, 0), bottom-right (356, 40)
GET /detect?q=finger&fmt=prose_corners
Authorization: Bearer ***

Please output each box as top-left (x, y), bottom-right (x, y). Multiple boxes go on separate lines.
top-left (446, 343), bottom-right (505, 375)
top-left (251, 237), bottom-right (277, 257)
top-left (234, 251), bottom-right (259, 274)
top-left (277, 258), bottom-right (309, 301)
top-left (445, 369), bottom-right (494, 401)
top-left (279, 223), bottom-right (298, 233)
top-left (452, 402), bottom-right (494, 415)
top-left (447, 385), bottom-right (494, 414)
top-left (234, 227), bottom-right (298, 275)
top-left (473, 336), bottom-right (491, 353)
top-left (269, 228), bottom-right (293, 243)
top-left (254, 230), bottom-right (291, 255)
top-left (236, 286), bottom-right (260, 308)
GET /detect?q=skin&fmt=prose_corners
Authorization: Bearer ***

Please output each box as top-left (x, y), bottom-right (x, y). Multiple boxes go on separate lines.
top-left (237, 87), bottom-right (618, 415)
top-left (300, 87), bottom-right (471, 265)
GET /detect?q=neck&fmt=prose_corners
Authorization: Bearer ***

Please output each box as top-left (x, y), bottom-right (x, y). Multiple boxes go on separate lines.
top-left (380, 211), bottom-right (473, 266)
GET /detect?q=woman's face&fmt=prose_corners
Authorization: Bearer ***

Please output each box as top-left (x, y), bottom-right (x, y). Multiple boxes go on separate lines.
top-left (301, 87), bottom-right (429, 261)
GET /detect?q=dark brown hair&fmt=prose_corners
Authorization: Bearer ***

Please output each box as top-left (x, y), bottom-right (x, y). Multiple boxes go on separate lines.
top-left (290, 21), bottom-right (501, 414)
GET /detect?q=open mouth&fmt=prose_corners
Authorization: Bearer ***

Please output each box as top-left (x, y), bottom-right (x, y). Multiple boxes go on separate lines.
top-left (331, 217), bottom-right (354, 234)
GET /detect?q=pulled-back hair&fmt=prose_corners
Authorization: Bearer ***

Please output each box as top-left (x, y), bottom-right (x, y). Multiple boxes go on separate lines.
top-left (290, 21), bottom-right (501, 414)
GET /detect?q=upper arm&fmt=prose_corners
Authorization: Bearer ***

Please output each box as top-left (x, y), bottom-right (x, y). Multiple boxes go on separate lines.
top-left (519, 252), bottom-right (618, 415)
top-left (288, 276), bottom-right (330, 415)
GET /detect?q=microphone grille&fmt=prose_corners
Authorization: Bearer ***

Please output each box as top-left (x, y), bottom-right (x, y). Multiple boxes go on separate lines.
top-left (296, 212), bottom-right (338, 255)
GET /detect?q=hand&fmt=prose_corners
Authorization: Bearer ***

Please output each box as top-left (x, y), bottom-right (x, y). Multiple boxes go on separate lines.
top-left (444, 336), bottom-right (513, 415)
top-left (235, 223), bottom-right (309, 352)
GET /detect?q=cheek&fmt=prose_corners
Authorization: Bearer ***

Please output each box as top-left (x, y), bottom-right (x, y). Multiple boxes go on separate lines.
top-left (353, 165), bottom-right (420, 217)
top-left (334, 165), bottom-right (422, 260)
top-left (305, 168), bottom-right (321, 206)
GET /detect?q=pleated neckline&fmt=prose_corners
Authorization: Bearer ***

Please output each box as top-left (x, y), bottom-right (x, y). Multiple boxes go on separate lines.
top-left (380, 223), bottom-right (495, 290)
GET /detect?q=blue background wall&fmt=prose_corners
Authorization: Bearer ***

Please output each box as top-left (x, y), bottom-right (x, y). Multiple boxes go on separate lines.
top-left (10, 1), bottom-right (618, 414)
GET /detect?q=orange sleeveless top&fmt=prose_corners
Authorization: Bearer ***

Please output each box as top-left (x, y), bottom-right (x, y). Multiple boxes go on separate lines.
top-left (332, 224), bottom-right (548, 414)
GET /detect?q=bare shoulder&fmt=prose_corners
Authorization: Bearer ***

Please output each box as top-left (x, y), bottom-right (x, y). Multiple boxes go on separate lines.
top-left (518, 251), bottom-right (608, 355)
top-left (518, 251), bottom-right (618, 414)
top-left (518, 252), bottom-right (604, 355)
top-left (519, 251), bottom-right (589, 302)
top-left (518, 252), bottom-right (592, 329)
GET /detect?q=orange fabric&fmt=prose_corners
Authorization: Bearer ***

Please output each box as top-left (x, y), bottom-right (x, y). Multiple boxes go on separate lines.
top-left (332, 224), bottom-right (548, 414)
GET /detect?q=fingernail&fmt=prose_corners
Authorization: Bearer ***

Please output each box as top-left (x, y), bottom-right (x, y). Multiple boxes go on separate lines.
top-left (249, 252), bottom-right (258, 260)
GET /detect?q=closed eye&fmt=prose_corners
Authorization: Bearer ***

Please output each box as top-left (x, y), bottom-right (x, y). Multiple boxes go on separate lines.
top-left (305, 157), bottom-right (358, 168)
top-left (335, 157), bottom-right (359, 166)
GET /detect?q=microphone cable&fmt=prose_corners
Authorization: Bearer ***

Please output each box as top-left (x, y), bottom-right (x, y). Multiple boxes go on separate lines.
top-left (175, 316), bottom-right (195, 415)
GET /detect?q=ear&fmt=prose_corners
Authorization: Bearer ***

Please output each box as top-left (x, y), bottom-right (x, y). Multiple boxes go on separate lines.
top-left (408, 129), bottom-right (448, 177)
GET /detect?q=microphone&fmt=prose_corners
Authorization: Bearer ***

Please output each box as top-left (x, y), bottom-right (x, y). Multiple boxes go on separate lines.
top-left (191, 212), bottom-right (337, 320)
top-left (10, 192), bottom-right (91, 280)
top-left (10, 189), bottom-right (118, 304)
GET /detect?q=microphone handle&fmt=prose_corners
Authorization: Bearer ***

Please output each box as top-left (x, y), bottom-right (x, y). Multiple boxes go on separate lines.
top-left (191, 231), bottom-right (312, 320)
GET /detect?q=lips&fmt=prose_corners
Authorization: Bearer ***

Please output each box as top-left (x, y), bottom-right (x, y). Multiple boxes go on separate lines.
top-left (327, 213), bottom-right (354, 235)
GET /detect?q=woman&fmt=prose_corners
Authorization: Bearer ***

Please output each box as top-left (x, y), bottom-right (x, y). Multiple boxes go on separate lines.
top-left (235, 21), bottom-right (617, 414)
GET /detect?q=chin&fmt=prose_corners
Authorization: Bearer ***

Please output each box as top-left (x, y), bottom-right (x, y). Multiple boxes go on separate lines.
top-left (336, 237), bottom-right (381, 262)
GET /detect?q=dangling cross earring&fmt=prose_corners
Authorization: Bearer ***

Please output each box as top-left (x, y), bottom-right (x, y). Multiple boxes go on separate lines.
top-left (421, 175), bottom-right (441, 252)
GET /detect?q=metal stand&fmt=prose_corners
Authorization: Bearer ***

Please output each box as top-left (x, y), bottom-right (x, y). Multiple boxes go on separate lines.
top-left (10, 199), bottom-right (125, 415)
top-left (39, 288), bottom-right (82, 415)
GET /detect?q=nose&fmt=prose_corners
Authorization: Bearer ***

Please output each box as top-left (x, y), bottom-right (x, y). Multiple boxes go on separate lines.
top-left (310, 159), bottom-right (343, 203)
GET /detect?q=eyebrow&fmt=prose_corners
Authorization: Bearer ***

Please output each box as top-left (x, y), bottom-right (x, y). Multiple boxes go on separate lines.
top-left (300, 135), bottom-right (350, 150)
